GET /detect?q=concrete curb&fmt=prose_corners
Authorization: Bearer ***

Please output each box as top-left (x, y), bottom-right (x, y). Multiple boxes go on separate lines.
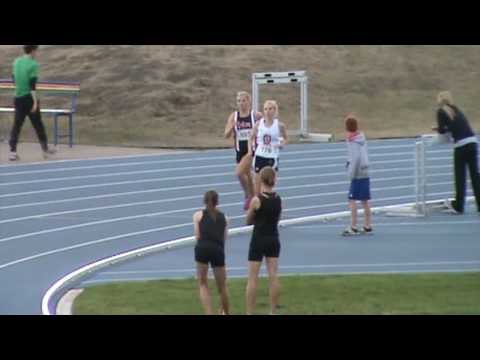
top-left (56, 289), bottom-right (84, 315)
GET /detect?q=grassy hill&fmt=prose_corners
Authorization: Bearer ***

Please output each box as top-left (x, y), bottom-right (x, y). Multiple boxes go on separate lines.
top-left (1, 45), bottom-right (479, 148)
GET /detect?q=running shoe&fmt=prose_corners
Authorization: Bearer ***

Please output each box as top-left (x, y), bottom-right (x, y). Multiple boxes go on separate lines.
top-left (362, 227), bottom-right (373, 235)
top-left (342, 227), bottom-right (360, 236)
top-left (443, 199), bottom-right (461, 214)
top-left (9, 152), bottom-right (19, 161)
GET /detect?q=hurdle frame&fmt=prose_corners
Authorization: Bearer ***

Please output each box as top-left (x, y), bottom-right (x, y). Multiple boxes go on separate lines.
top-left (415, 139), bottom-right (427, 216)
top-left (252, 71), bottom-right (309, 137)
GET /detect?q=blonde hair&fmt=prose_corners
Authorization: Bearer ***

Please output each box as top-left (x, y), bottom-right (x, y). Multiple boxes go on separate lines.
top-left (263, 100), bottom-right (279, 117)
top-left (236, 91), bottom-right (251, 103)
top-left (437, 91), bottom-right (454, 106)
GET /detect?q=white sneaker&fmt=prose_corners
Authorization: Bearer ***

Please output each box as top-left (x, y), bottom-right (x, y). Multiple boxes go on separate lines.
top-left (9, 152), bottom-right (19, 161)
top-left (443, 199), bottom-right (461, 214)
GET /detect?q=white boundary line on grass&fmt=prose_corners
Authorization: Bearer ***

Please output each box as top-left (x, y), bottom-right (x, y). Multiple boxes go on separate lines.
top-left (41, 197), bottom-right (466, 315)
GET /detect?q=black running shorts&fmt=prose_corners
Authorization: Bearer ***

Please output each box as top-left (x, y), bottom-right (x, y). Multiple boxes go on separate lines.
top-left (254, 156), bottom-right (278, 174)
top-left (248, 237), bottom-right (281, 262)
top-left (195, 246), bottom-right (225, 268)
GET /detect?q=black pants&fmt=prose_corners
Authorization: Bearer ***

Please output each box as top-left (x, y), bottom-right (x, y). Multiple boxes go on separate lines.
top-left (452, 142), bottom-right (480, 213)
top-left (9, 95), bottom-right (48, 152)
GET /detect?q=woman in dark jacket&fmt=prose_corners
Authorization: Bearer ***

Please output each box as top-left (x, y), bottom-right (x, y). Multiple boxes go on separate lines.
top-left (435, 91), bottom-right (480, 214)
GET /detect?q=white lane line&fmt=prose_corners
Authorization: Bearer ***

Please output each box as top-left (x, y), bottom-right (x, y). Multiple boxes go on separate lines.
top-left (279, 195), bottom-right (414, 213)
top-left (279, 191), bottom-right (472, 214)
top-left (0, 148), bottom-right (425, 177)
top-left (100, 261), bottom-right (480, 275)
top-left (0, 140), bottom-right (419, 171)
top-left (2, 211), bottom-right (252, 272)
top-left (0, 180), bottom-right (242, 210)
top-left (0, 156), bottom-right (429, 187)
top-left (0, 223), bottom-right (194, 270)
top-left (292, 220), bottom-right (480, 229)
top-left (0, 194), bottom-right (419, 245)
top-left (0, 165), bottom-right (416, 198)
top-left (0, 150), bottom-right (192, 168)
top-left (0, 172), bottom-right (419, 213)
top-left (0, 172), bottom-right (432, 210)
top-left (0, 155), bottom-right (232, 176)
top-left (0, 183), bottom-right (415, 225)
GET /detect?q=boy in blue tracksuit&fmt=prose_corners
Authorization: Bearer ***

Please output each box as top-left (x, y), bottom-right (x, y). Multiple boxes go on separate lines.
top-left (343, 114), bottom-right (373, 236)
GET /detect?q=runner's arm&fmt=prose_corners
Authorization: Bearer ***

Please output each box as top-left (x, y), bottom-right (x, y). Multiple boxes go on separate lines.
top-left (224, 113), bottom-right (235, 139)
top-left (279, 122), bottom-right (288, 147)
top-left (248, 123), bottom-right (259, 156)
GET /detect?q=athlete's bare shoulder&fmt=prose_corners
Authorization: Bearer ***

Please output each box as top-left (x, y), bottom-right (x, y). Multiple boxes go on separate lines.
top-left (193, 210), bottom-right (203, 222)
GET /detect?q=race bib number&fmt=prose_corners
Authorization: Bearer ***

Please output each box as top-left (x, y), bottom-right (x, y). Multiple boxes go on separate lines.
top-left (238, 129), bottom-right (251, 140)
top-left (260, 145), bottom-right (274, 155)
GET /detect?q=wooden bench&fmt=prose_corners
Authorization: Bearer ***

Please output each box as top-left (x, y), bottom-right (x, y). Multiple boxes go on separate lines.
top-left (0, 79), bottom-right (80, 147)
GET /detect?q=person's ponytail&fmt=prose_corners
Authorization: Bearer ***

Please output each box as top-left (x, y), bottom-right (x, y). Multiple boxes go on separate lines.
top-left (204, 190), bottom-right (219, 221)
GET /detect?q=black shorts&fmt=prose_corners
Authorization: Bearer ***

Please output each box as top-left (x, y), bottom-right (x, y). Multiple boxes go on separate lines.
top-left (195, 246), bottom-right (225, 268)
top-left (248, 237), bottom-right (281, 262)
top-left (254, 156), bottom-right (278, 173)
top-left (236, 141), bottom-right (250, 164)
top-left (236, 149), bottom-right (249, 164)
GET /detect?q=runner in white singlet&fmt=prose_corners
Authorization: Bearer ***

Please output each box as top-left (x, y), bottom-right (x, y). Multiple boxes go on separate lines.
top-left (248, 100), bottom-right (288, 196)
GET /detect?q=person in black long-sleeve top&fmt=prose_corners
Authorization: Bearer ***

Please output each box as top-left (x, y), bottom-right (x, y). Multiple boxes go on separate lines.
top-left (435, 91), bottom-right (480, 214)
top-left (193, 191), bottom-right (230, 315)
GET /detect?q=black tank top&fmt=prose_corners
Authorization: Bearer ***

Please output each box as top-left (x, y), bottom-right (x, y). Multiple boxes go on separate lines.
top-left (198, 210), bottom-right (226, 250)
top-left (236, 112), bottom-right (254, 134)
top-left (235, 111), bottom-right (255, 153)
top-left (252, 192), bottom-right (282, 240)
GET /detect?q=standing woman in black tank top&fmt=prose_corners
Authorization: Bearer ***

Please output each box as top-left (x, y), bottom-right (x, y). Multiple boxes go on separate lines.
top-left (193, 191), bottom-right (230, 315)
top-left (245, 167), bottom-right (282, 315)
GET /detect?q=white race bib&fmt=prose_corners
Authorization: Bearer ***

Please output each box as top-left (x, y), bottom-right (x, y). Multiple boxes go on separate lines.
top-left (237, 129), bottom-right (251, 141)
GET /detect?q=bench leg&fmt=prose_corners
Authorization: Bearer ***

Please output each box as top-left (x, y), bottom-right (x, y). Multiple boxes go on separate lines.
top-left (54, 115), bottom-right (59, 146)
top-left (69, 115), bottom-right (74, 148)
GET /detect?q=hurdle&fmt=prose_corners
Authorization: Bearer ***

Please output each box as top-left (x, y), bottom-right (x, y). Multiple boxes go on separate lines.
top-left (252, 71), bottom-right (333, 142)
top-left (413, 134), bottom-right (475, 216)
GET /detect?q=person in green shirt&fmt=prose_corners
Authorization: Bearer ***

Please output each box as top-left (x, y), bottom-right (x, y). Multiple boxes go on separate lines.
top-left (9, 45), bottom-right (56, 161)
